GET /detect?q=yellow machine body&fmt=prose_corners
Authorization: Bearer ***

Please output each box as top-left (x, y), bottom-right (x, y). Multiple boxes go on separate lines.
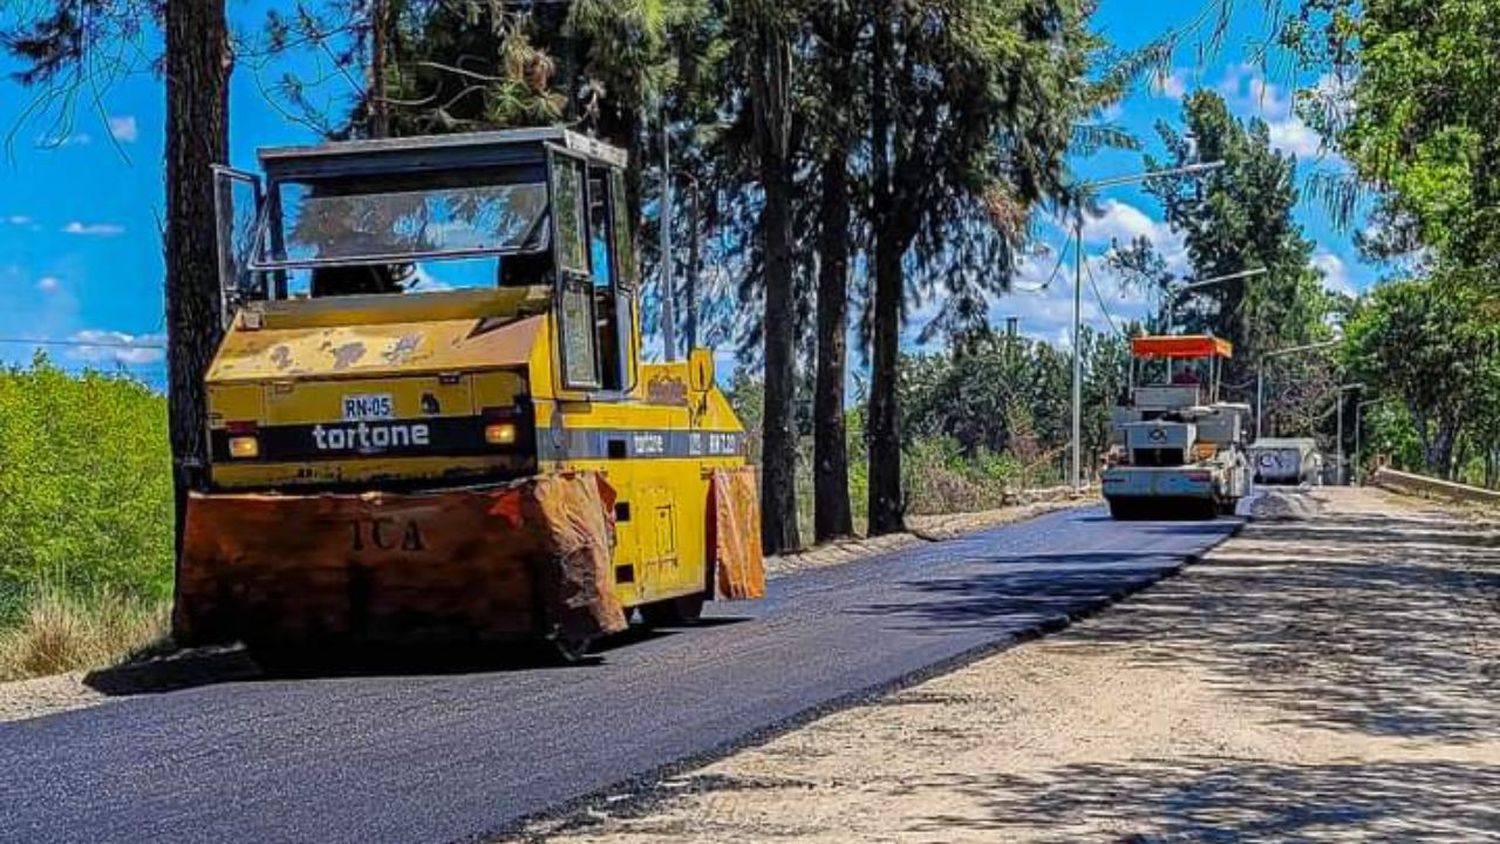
top-left (177, 129), bottom-right (761, 650)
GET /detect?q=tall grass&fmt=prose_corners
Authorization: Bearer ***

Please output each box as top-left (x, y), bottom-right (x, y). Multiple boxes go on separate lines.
top-left (0, 355), bottom-right (174, 680)
top-left (0, 587), bottom-right (168, 681)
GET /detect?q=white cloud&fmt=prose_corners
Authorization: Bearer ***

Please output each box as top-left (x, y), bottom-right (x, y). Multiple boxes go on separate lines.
top-left (3, 215), bottom-right (32, 226)
top-left (1312, 250), bottom-right (1359, 297)
top-left (981, 247), bottom-right (1158, 348)
top-left (35, 276), bottom-right (60, 294)
top-left (62, 222), bottom-right (125, 236)
top-left (35, 132), bottom-right (91, 148)
top-left (107, 115), bottom-right (139, 143)
top-left (67, 330), bottom-right (166, 366)
top-left (1082, 200), bottom-right (1190, 275)
top-left (1267, 119), bottom-right (1324, 158)
top-left (1083, 199), bottom-right (1162, 243)
top-left (1215, 63), bottom-right (1335, 162)
top-left (1151, 69), bottom-right (1189, 100)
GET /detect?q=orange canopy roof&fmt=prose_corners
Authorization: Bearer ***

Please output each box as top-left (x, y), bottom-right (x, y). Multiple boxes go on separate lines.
top-left (1131, 334), bottom-right (1233, 360)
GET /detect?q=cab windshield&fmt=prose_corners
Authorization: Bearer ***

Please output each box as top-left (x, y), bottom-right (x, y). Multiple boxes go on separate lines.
top-left (245, 168), bottom-right (555, 299)
top-left (271, 178), bottom-right (550, 266)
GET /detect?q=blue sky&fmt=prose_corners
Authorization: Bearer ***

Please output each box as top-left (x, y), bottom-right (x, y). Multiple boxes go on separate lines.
top-left (0, 1), bottom-right (1379, 387)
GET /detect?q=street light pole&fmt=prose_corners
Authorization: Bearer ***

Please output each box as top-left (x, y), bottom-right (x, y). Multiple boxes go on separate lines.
top-left (1069, 159), bottom-right (1225, 491)
top-left (1072, 223), bottom-right (1084, 490)
top-left (1256, 339), bottom-right (1340, 441)
top-left (1335, 383), bottom-right (1365, 485)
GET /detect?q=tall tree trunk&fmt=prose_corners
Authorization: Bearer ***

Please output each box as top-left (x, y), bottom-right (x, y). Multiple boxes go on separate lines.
top-left (368, 0), bottom-right (391, 138)
top-left (866, 2), bottom-right (904, 536)
top-left (868, 228), bottom-right (904, 534)
top-left (1428, 425), bottom-right (1457, 478)
top-left (164, 0), bottom-right (230, 573)
top-left (813, 142), bottom-right (853, 541)
top-left (750, 25), bottom-right (800, 554)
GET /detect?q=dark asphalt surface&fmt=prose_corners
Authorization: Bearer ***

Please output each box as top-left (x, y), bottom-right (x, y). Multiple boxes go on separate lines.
top-left (0, 505), bottom-right (1239, 844)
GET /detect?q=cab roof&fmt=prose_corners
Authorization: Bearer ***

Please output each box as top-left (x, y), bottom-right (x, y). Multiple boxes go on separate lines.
top-left (257, 127), bottom-right (628, 181)
top-left (1131, 334), bottom-right (1234, 360)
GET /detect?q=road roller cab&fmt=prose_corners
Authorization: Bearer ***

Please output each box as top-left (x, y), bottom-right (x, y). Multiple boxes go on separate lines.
top-left (179, 129), bottom-right (763, 657)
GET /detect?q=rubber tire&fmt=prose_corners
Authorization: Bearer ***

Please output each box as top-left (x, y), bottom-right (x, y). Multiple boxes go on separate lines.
top-left (548, 634), bottom-right (593, 663)
top-left (639, 593), bottom-right (706, 627)
top-left (1108, 499), bottom-right (1141, 521)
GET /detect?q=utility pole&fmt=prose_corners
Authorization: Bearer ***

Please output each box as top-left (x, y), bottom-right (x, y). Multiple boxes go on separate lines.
top-left (1335, 383), bottom-right (1365, 485)
top-left (684, 173), bottom-right (701, 350)
top-left (659, 121), bottom-right (677, 361)
top-left (1072, 223), bottom-right (1083, 490)
top-left (1069, 160), bottom-right (1225, 491)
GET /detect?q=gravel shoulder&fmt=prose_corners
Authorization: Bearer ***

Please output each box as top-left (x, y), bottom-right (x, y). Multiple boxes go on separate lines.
top-left (511, 487), bottom-right (1500, 843)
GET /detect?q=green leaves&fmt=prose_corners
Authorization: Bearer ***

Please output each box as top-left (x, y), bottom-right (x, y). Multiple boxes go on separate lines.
top-left (0, 358), bottom-right (172, 626)
top-left (1146, 89), bottom-right (1332, 387)
top-left (1341, 274), bottom-right (1500, 477)
top-left (1325, 0), bottom-right (1500, 269)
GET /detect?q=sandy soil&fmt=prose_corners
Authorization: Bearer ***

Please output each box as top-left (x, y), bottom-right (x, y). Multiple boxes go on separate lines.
top-left (0, 672), bottom-right (108, 724)
top-left (512, 487), bottom-right (1500, 843)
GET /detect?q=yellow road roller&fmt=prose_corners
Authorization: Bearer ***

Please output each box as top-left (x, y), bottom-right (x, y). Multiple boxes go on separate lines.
top-left (178, 129), bottom-right (763, 660)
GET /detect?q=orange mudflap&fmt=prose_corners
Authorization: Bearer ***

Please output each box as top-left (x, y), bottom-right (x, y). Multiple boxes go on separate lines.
top-left (174, 473), bottom-right (628, 647)
top-left (708, 467), bottom-right (766, 600)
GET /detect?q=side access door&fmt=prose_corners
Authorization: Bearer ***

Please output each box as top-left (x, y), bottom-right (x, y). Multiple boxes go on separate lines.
top-left (211, 165), bottom-right (264, 330)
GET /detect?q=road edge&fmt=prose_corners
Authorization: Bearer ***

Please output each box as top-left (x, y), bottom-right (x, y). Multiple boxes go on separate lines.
top-left (490, 513), bottom-right (1249, 843)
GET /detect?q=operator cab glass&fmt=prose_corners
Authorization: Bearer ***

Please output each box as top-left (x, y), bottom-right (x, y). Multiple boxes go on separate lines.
top-left (212, 128), bottom-right (637, 395)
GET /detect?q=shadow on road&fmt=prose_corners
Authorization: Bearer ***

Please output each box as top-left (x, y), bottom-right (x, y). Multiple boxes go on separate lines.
top-left (911, 757), bottom-right (1500, 842)
top-left (82, 616), bottom-right (752, 695)
top-left (895, 495), bottom-right (1500, 841)
top-left (1068, 504), bottom-right (1500, 744)
top-left (1074, 509), bottom-right (1500, 740)
top-left (849, 526), bottom-right (1239, 633)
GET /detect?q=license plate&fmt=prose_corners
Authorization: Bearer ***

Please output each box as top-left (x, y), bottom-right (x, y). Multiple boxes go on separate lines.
top-left (342, 393), bottom-right (394, 421)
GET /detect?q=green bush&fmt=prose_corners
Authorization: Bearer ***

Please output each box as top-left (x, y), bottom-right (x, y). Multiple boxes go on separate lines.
top-left (0, 355), bottom-right (174, 628)
top-left (902, 436), bottom-right (1018, 515)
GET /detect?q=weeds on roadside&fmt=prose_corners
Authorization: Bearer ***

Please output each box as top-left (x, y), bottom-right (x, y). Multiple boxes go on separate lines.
top-left (0, 587), bottom-right (170, 681)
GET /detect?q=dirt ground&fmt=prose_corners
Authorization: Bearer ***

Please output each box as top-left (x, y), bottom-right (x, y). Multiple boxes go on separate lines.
top-left (513, 487), bottom-right (1500, 843)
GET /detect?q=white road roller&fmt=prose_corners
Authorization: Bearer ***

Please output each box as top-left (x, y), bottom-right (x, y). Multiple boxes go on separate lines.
top-left (1103, 335), bottom-right (1250, 520)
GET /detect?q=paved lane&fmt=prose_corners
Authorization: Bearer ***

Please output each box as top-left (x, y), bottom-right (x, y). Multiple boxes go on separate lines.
top-left (0, 507), bottom-right (1237, 844)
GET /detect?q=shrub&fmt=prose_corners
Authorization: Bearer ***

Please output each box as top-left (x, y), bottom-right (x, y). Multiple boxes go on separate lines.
top-left (0, 355), bottom-right (174, 631)
top-left (0, 586), bottom-right (168, 680)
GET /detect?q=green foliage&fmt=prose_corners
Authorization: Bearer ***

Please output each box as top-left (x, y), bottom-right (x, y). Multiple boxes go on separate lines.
top-left (1143, 90), bottom-right (1337, 386)
top-left (1315, 0), bottom-right (1500, 269)
top-left (1341, 276), bottom-right (1500, 478)
top-left (903, 326), bottom-right (1121, 486)
top-left (0, 355), bottom-right (173, 626)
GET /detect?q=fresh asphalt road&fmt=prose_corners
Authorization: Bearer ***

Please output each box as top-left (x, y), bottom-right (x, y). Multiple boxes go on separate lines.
top-left (0, 505), bottom-right (1239, 844)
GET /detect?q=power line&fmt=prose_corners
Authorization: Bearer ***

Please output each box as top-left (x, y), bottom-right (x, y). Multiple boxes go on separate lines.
top-left (1012, 240), bottom-right (1071, 293)
top-left (1081, 253), bottom-right (1127, 338)
top-left (0, 337), bottom-right (165, 351)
